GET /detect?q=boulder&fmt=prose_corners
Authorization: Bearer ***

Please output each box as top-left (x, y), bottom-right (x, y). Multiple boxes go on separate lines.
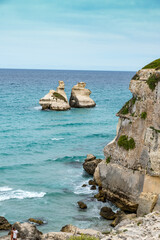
top-left (39, 81), bottom-right (70, 111)
top-left (69, 82), bottom-right (96, 108)
top-left (0, 216), bottom-right (11, 230)
top-left (100, 207), bottom-right (116, 220)
top-left (153, 194), bottom-right (160, 211)
top-left (77, 201), bottom-right (87, 209)
top-left (94, 165), bottom-right (102, 187)
top-left (137, 192), bottom-right (158, 217)
top-left (28, 218), bottom-right (44, 225)
top-left (81, 184), bottom-right (87, 187)
top-left (110, 212), bottom-right (136, 227)
top-left (88, 179), bottom-right (96, 185)
top-left (83, 155), bottom-right (102, 175)
top-left (94, 190), bottom-right (106, 202)
top-left (90, 185), bottom-right (96, 190)
top-left (11, 222), bottom-right (42, 240)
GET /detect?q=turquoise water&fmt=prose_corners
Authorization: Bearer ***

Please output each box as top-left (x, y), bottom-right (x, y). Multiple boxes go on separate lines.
top-left (0, 69), bottom-right (133, 234)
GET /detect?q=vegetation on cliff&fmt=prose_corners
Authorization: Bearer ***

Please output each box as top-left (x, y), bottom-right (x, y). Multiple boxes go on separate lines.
top-left (143, 58), bottom-right (160, 70)
top-left (146, 73), bottom-right (160, 91)
top-left (52, 92), bottom-right (67, 102)
top-left (117, 97), bottom-right (136, 115)
top-left (118, 135), bottom-right (135, 150)
top-left (140, 112), bottom-right (147, 120)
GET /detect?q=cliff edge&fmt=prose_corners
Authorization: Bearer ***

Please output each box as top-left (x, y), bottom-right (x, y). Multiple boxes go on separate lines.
top-left (95, 59), bottom-right (160, 214)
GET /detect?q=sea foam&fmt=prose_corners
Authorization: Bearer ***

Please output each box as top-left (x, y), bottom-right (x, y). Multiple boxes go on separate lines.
top-left (0, 187), bottom-right (46, 201)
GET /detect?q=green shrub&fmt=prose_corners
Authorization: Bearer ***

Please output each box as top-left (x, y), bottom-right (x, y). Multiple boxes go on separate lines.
top-left (69, 236), bottom-right (99, 240)
top-left (140, 112), bottom-right (147, 119)
top-left (118, 97), bottom-right (136, 115)
top-left (118, 135), bottom-right (135, 150)
top-left (143, 58), bottom-right (160, 69)
top-left (106, 156), bottom-right (111, 164)
top-left (132, 73), bottom-right (139, 80)
top-left (52, 92), bottom-right (67, 102)
top-left (146, 74), bottom-right (160, 91)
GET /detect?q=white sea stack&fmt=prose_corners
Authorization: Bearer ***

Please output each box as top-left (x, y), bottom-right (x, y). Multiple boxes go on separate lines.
top-left (69, 82), bottom-right (96, 108)
top-left (39, 81), bottom-right (70, 111)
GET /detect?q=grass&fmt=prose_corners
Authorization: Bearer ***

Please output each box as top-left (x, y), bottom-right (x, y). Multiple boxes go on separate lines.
top-left (118, 97), bottom-right (136, 115)
top-left (118, 135), bottom-right (135, 150)
top-left (146, 74), bottom-right (160, 91)
top-left (52, 92), bottom-right (67, 102)
top-left (106, 156), bottom-right (111, 164)
top-left (140, 112), bottom-right (147, 120)
top-left (143, 58), bottom-right (160, 70)
top-left (69, 236), bottom-right (99, 240)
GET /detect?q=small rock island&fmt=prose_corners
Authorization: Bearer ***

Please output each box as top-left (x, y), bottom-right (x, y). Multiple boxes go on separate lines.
top-left (39, 81), bottom-right (70, 111)
top-left (69, 82), bottom-right (96, 108)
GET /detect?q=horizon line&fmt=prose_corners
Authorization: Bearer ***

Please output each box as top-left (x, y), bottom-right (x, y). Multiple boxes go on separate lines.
top-left (0, 67), bottom-right (136, 72)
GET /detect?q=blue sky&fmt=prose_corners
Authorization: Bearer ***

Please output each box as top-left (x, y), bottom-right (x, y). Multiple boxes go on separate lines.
top-left (0, 0), bottom-right (160, 70)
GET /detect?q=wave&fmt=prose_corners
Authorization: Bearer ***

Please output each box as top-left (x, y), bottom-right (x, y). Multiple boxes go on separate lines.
top-left (51, 138), bottom-right (64, 141)
top-left (34, 106), bottom-right (42, 110)
top-left (85, 133), bottom-right (109, 138)
top-left (45, 155), bottom-right (85, 163)
top-left (0, 163), bottom-right (35, 171)
top-left (0, 187), bottom-right (46, 201)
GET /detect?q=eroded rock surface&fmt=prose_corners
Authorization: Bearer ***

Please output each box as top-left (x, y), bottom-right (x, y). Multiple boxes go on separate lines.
top-left (0, 216), bottom-right (11, 230)
top-left (83, 154), bottom-right (102, 175)
top-left (95, 60), bottom-right (160, 213)
top-left (39, 81), bottom-right (70, 111)
top-left (69, 82), bottom-right (96, 108)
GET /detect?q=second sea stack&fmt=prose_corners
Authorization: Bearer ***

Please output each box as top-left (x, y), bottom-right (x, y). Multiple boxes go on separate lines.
top-left (69, 82), bottom-right (96, 108)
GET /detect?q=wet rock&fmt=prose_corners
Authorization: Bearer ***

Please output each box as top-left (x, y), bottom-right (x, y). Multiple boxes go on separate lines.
top-left (90, 185), bottom-right (96, 190)
top-left (77, 201), bottom-right (87, 209)
top-left (100, 207), bottom-right (116, 220)
top-left (69, 82), bottom-right (96, 108)
top-left (94, 190), bottom-right (106, 202)
top-left (88, 179), bottom-right (96, 186)
top-left (0, 216), bottom-right (11, 230)
top-left (28, 218), bottom-right (44, 225)
top-left (82, 184), bottom-right (87, 187)
top-left (83, 155), bottom-right (102, 175)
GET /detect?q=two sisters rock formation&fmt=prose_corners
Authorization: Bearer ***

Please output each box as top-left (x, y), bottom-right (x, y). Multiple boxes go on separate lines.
top-left (39, 81), bottom-right (96, 110)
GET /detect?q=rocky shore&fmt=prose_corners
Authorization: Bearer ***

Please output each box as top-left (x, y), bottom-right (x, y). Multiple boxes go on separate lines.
top-left (1, 59), bottom-right (160, 239)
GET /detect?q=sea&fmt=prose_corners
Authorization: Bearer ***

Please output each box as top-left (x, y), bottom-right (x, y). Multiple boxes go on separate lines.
top-left (0, 69), bottom-right (134, 235)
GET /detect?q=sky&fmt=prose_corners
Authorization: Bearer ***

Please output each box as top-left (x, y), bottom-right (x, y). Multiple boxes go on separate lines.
top-left (0, 0), bottom-right (160, 71)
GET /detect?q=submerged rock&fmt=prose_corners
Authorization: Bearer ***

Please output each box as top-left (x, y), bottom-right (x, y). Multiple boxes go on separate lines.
top-left (39, 81), bottom-right (70, 111)
top-left (28, 218), bottom-right (44, 225)
top-left (95, 59), bottom-right (160, 214)
top-left (0, 216), bottom-right (11, 230)
top-left (77, 201), bottom-right (87, 209)
top-left (83, 155), bottom-right (102, 175)
top-left (69, 82), bottom-right (96, 108)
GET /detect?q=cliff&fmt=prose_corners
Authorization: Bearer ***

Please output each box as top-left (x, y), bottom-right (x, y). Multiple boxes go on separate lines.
top-left (94, 59), bottom-right (160, 214)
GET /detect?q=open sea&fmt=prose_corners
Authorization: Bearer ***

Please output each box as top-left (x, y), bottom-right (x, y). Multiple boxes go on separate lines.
top-left (0, 69), bottom-right (134, 235)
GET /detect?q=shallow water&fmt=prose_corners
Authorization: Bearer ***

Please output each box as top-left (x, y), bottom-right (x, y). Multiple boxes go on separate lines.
top-left (0, 69), bottom-right (134, 234)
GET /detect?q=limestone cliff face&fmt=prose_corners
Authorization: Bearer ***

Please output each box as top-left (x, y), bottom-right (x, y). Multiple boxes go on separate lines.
top-left (69, 82), bottom-right (96, 108)
top-left (95, 60), bottom-right (160, 212)
top-left (39, 81), bottom-right (70, 111)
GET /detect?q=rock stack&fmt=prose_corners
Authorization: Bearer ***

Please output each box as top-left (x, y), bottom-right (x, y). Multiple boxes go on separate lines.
top-left (69, 82), bottom-right (96, 108)
top-left (39, 81), bottom-right (70, 111)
